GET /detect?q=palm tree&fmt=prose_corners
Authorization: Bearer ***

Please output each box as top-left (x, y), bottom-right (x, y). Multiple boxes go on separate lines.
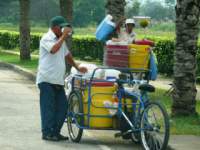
top-left (105, 0), bottom-right (126, 37)
top-left (19, 0), bottom-right (31, 60)
top-left (106, 0), bottom-right (126, 23)
top-left (59, 0), bottom-right (73, 74)
top-left (172, 0), bottom-right (200, 116)
top-left (59, 0), bottom-right (73, 51)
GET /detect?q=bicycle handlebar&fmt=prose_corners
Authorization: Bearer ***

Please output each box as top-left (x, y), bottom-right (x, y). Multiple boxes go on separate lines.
top-left (70, 67), bottom-right (149, 86)
top-left (116, 79), bottom-right (147, 85)
top-left (90, 66), bottom-right (149, 82)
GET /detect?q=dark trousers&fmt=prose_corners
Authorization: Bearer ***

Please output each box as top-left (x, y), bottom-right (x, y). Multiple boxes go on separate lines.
top-left (38, 82), bottom-right (68, 136)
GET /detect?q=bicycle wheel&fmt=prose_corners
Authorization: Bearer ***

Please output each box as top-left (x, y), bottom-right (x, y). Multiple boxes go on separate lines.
top-left (67, 90), bottom-right (83, 142)
top-left (140, 101), bottom-right (170, 150)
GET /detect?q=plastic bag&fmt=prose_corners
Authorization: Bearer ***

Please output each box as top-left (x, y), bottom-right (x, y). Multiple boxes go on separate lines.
top-left (149, 52), bottom-right (158, 80)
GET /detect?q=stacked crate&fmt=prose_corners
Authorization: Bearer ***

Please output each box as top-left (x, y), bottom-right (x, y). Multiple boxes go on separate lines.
top-left (104, 45), bottom-right (129, 68)
top-left (128, 44), bottom-right (150, 70)
top-left (104, 44), bottom-right (150, 69)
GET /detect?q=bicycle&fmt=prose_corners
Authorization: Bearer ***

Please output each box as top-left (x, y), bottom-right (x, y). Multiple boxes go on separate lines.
top-left (66, 67), bottom-right (170, 150)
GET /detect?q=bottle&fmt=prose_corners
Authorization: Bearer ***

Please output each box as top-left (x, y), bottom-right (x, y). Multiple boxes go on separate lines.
top-left (112, 92), bottom-right (119, 110)
top-left (103, 100), bottom-right (115, 115)
top-left (61, 28), bottom-right (73, 35)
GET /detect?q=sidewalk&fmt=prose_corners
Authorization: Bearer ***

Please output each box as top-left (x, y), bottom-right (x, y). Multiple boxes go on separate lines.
top-left (150, 76), bottom-right (200, 100)
top-left (170, 135), bottom-right (200, 150)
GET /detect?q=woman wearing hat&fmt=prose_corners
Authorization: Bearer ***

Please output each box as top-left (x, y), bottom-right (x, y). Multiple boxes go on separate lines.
top-left (112, 18), bottom-right (136, 44)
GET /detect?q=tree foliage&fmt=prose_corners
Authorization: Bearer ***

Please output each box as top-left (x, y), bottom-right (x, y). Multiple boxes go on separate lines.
top-left (165, 0), bottom-right (175, 5)
top-left (0, 0), bottom-right (19, 23)
top-left (73, 0), bottom-right (106, 26)
top-left (0, 0), bottom-right (106, 27)
top-left (140, 0), bottom-right (175, 20)
top-left (30, 0), bottom-right (59, 26)
top-left (125, 0), bottom-right (140, 17)
top-left (0, 0), bottom-right (176, 26)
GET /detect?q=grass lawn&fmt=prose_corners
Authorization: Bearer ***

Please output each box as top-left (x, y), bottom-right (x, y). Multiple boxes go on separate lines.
top-left (0, 51), bottom-right (38, 71)
top-left (0, 24), bottom-right (49, 33)
top-left (0, 23), bottom-right (176, 39)
top-left (0, 51), bottom-right (200, 135)
top-left (150, 89), bottom-right (200, 136)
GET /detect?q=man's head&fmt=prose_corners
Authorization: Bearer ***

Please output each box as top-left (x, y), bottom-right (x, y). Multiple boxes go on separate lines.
top-left (125, 19), bottom-right (135, 34)
top-left (50, 16), bottom-right (71, 37)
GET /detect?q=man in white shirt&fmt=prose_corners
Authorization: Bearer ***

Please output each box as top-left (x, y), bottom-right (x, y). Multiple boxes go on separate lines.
top-left (112, 18), bottom-right (136, 44)
top-left (36, 16), bottom-right (87, 141)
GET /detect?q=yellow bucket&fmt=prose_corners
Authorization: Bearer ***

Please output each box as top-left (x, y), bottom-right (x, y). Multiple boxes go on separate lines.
top-left (128, 44), bottom-right (150, 69)
top-left (82, 83), bottom-right (117, 128)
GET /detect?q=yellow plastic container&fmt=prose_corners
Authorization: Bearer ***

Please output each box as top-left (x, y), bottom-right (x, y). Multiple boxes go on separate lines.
top-left (82, 84), bottom-right (117, 128)
top-left (128, 44), bottom-right (150, 69)
top-left (122, 98), bottom-right (133, 109)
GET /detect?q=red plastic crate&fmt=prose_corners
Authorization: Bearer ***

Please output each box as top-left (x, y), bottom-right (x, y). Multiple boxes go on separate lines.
top-left (106, 60), bottom-right (128, 67)
top-left (106, 45), bottom-right (129, 50)
top-left (104, 45), bottom-right (129, 67)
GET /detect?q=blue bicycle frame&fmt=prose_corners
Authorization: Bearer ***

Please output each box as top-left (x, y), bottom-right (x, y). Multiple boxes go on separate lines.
top-left (69, 67), bottom-right (149, 132)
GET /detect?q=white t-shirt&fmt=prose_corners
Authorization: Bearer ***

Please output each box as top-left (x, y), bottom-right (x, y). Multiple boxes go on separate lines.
top-left (118, 30), bottom-right (136, 44)
top-left (36, 29), bottom-right (70, 85)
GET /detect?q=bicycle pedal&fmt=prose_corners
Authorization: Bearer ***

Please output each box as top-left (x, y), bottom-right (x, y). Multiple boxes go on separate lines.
top-left (114, 132), bottom-right (122, 138)
top-left (122, 129), bottom-right (133, 136)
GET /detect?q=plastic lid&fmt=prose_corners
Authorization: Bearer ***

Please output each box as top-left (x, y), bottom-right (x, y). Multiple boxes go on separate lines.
top-left (91, 82), bottom-right (114, 87)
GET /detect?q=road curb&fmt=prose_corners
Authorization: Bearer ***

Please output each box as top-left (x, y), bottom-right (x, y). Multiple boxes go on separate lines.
top-left (0, 61), bottom-right (36, 82)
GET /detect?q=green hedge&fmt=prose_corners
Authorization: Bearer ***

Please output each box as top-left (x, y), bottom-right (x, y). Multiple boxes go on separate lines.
top-left (0, 30), bottom-right (42, 51)
top-left (0, 31), bottom-right (104, 60)
top-left (153, 40), bottom-right (175, 75)
top-left (0, 30), bottom-right (199, 76)
top-left (72, 35), bottom-right (104, 61)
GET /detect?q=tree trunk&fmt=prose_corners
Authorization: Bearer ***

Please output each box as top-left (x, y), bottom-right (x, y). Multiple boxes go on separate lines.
top-left (106, 0), bottom-right (126, 23)
top-left (19, 0), bottom-right (31, 60)
top-left (59, 0), bottom-right (73, 51)
top-left (105, 0), bottom-right (126, 37)
top-left (60, 0), bottom-right (73, 24)
top-left (59, 0), bottom-right (73, 74)
top-left (172, 0), bottom-right (200, 116)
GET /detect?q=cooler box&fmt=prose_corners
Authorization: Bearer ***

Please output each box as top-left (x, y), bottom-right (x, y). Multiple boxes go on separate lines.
top-left (128, 44), bottom-right (150, 69)
top-left (104, 45), bottom-right (129, 68)
top-left (96, 15), bottom-right (116, 42)
top-left (82, 82), bottom-right (117, 128)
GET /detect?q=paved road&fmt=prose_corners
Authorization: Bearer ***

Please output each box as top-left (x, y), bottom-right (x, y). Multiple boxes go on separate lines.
top-left (1, 67), bottom-right (200, 150)
top-left (0, 67), bottom-right (142, 150)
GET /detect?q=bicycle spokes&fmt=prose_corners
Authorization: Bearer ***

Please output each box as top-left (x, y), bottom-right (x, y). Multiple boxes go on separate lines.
top-left (141, 102), bottom-right (169, 150)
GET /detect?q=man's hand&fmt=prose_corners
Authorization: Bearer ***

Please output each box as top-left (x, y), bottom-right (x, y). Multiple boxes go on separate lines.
top-left (78, 66), bottom-right (88, 74)
top-left (50, 27), bottom-right (72, 54)
top-left (66, 53), bottom-right (88, 74)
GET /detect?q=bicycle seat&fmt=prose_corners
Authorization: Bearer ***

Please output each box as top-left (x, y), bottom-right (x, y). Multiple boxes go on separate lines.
top-left (139, 84), bottom-right (155, 92)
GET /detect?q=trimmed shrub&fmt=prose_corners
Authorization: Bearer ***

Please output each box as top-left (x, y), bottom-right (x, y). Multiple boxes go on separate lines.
top-left (0, 30), bottom-right (199, 76)
top-left (154, 40), bottom-right (175, 75)
top-left (72, 35), bottom-right (104, 60)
